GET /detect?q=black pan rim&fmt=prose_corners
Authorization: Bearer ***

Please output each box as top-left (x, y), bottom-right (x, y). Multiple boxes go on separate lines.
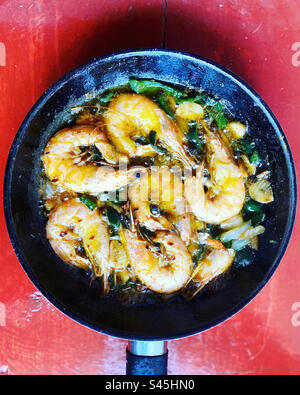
top-left (3, 48), bottom-right (297, 341)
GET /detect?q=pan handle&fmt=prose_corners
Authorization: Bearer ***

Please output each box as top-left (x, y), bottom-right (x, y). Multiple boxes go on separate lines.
top-left (126, 341), bottom-right (168, 375)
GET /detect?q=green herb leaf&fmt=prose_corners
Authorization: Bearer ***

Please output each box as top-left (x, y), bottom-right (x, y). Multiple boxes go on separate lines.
top-left (106, 206), bottom-right (121, 235)
top-left (187, 121), bottom-right (204, 157)
top-left (129, 78), bottom-right (186, 99)
top-left (250, 149), bottom-right (261, 165)
top-left (80, 195), bottom-right (97, 211)
top-left (209, 102), bottom-right (228, 129)
top-left (100, 91), bottom-right (114, 106)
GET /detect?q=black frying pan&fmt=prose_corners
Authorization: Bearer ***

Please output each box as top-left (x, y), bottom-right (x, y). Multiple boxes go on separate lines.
top-left (3, 49), bottom-right (297, 375)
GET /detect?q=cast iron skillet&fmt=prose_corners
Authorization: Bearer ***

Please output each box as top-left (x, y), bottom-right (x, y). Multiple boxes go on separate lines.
top-left (3, 49), bottom-right (297, 375)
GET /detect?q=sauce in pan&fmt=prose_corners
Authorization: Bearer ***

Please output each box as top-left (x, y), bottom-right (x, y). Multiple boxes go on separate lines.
top-left (39, 78), bottom-right (274, 303)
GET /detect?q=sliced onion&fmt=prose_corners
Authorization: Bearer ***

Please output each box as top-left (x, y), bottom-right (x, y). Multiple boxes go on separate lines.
top-left (240, 225), bottom-right (265, 240)
top-left (231, 238), bottom-right (250, 251)
top-left (249, 179), bottom-right (274, 204)
top-left (230, 225), bottom-right (265, 251)
top-left (220, 221), bottom-right (251, 243)
top-left (220, 214), bottom-right (244, 230)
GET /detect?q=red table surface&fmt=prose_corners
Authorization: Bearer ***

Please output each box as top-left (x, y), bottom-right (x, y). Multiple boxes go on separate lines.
top-left (0, 0), bottom-right (299, 375)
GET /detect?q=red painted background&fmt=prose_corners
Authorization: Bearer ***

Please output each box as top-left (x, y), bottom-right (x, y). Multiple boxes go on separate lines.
top-left (0, 0), bottom-right (300, 375)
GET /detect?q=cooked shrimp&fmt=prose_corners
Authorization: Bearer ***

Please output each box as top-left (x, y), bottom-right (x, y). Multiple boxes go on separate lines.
top-left (124, 229), bottom-right (193, 294)
top-left (185, 131), bottom-right (246, 224)
top-left (128, 167), bottom-right (189, 237)
top-left (46, 199), bottom-right (111, 291)
top-left (104, 93), bottom-right (195, 169)
top-left (191, 248), bottom-right (235, 294)
top-left (42, 125), bottom-right (145, 194)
